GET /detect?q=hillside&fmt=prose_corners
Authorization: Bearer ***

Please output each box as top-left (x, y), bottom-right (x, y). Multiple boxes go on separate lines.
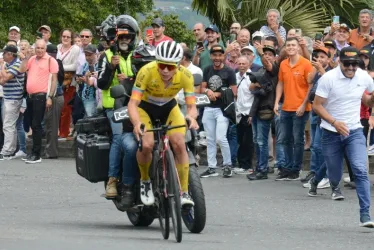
top-left (153, 0), bottom-right (210, 28)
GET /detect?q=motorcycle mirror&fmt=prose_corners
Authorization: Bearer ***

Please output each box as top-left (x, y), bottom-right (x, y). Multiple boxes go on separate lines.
top-left (110, 85), bottom-right (126, 99)
top-left (193, 73), bottom-right (203, 87)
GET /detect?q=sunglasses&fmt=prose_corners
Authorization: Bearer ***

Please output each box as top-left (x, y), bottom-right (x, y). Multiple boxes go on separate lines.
top-left (342, 61), bottom-right (359, 67)
top-left (80, 35), bottom-right (91, 38)
top-left (157, 62), bottom-right (177, 71)
top-left (118, 34), bottom-right (133, 40)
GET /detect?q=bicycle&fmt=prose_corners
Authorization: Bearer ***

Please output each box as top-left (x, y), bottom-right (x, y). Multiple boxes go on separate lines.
top-left (139, 120), bottom-right (186, 243)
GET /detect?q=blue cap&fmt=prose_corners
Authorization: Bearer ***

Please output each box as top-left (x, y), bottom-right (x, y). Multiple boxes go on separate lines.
top-left (205, 24), bottom-right (219, 33)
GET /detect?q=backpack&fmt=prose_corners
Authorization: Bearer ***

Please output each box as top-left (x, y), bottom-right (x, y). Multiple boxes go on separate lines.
top-left (220, 87), bottom-right (236, 124)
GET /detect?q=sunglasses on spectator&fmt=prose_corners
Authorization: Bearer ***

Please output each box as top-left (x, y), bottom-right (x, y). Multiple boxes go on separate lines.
top-left (157, 62), bottom-right (177, 71)
top-left (80, 35), bottom-right (91, 38)
top-left (342, 61), bottom-right (359, 67)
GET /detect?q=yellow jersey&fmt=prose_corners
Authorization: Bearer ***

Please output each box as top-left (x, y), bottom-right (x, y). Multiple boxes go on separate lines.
top-left (131, 61), bottom-right (195, 106)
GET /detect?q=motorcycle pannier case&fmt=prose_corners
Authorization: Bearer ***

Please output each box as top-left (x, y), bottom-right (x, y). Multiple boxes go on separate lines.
top-left (76, 134), bottom-right (110, 183)
top-left (75, 114), bottom-right (111, 135)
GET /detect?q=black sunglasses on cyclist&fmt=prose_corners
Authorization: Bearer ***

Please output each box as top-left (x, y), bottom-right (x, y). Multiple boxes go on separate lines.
top-left (157, 62), bottom-right (177, 71)
top-left (342, 61), bottom-right (359, 67)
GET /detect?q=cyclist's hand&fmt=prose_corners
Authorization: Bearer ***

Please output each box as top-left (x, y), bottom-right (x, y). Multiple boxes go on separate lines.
top-left (186, 117), bottom-right (199, 130)
top-left (133, 123), bottom-right (145, 141)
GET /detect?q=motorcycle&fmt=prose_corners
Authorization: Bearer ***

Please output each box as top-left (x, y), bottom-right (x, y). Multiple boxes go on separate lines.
top-left (106, 82), bottom-right (210, 233)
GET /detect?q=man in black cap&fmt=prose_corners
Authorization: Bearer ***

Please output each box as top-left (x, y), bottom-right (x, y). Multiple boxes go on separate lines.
top-left (0, 45), bottom-right (25, 160)
top-left (199, 44), bottom-right (237, 178)
top-left (192, 24), bottom-right (220, 71)
top-left (146, 17), bottom-right (173, 47)
top-left (44, 44), bottom-right (64, 159)
top-left (311, 46), bottom-right (374, 228)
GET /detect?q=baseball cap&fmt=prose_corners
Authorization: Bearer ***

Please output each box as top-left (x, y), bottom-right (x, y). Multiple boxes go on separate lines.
top-left (241, 45), bottom-right (255, 53)
top-left (263, 45), bottom-right (276, 55)
top-left (339, 47), bottom-right (360, 61)
top-left (3, 45), bottom-right (18, 54)
top-left (46, 44), bottom-right (58, 54)
top-left (359, 48), bottom-right (370, 57)
top-left (324, 39), bottom-right (337, 49)
top-left (9, 26), bottom-right (20, 33)
top-left (338, 23), bottom-right (350, 33)
top-left (84, 44), bottom-right (97, 54)
top-left (38, 25), bottom-right (52, 33)
top-left (210, 44), bottom-right (225, 54)
top-left (313, 47), bottom-right (330, 57)
top-left (205, 24), bottom-right (219, 33)
top-left (151, 18), bottom-right (165, 27)
top-left (252, 31), bottom-right (264, 39)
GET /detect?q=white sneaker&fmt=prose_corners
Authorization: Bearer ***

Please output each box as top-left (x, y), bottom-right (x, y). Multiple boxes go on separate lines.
top-left (233, 168), bottom-right (253, 175)
top-left (181, 193), bottom-right (194, 207)
top-left (140, 180), bottom-right (154, 206)
top-left (14, 151), bottom-right (27, 158)
top-left (303, 180), bottom-right (311, 188)
top-left (317, 178), bottom-right (330, 189)
top-left (343, 177), bottom-right (351, 183)
top-left (368, 145), bottom-right (374, 156)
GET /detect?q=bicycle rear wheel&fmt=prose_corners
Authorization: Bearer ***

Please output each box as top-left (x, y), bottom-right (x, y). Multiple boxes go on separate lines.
top-left (165, 148), bottom-right (183, 243)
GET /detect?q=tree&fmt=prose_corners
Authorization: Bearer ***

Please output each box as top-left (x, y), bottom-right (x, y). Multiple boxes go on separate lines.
top-left (191, 0), bottom-right (374, 36)
top-left (139, 11), bottom-right (195, 47)
top-left (0, 0), bottom-right (153, 45)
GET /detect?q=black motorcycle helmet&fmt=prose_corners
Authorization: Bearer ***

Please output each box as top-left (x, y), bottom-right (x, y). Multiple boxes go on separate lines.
top-left (116, 15), bottom-right (139, 51)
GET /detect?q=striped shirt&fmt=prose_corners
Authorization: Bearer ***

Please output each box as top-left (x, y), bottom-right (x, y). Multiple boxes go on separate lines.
top-left (3, 58), bottom-right (25, 100)
top-left (260, 25), bottom-right (287, 41)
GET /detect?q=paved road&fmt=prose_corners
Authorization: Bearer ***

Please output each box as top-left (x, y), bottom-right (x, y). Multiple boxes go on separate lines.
top-left (1, 159), bottom-right (374, 250)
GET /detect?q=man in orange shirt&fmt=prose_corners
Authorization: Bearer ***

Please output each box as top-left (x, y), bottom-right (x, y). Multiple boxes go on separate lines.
top-left (274, 37), bottom-right (313, 180)
top-left (350, 9), bottom-right (374, 50)
top-left (19, 39), bottom-right (59, 164)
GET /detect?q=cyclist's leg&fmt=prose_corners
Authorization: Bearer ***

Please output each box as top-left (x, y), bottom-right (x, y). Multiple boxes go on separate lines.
top-left (137, 107), bottom-right (154, 181)
top-left (166, 105), bottom-right (191, 200)
top-left (137, 107), bottom-right (155, 205)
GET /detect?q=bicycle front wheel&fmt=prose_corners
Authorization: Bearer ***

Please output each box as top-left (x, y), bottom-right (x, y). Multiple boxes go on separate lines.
top-left (165, 148), bottom-right (183, 243)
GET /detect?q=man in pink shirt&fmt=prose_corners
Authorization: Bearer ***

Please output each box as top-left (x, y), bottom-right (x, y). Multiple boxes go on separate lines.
top-left (146, 18), bottom-right (173, 47)
top-left (19, 39), bottom-right (59, 164)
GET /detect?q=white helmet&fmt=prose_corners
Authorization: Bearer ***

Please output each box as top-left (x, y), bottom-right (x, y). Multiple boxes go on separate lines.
top-left (155, 41), bottom-right (183, 64)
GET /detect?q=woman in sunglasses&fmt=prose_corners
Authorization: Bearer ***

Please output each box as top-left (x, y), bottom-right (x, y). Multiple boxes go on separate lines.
top-left (57, 29), bottom-right (81, 140)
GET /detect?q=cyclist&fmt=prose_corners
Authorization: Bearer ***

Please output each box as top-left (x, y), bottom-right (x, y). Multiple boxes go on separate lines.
top-left (128, 41), bottom-right (199, 207)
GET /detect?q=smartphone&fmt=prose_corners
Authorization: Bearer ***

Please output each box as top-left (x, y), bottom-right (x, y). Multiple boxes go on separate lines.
top-left (36, 31), bottom-right (43, 38)
top-left (295, 29), bottom-right (302, 37)
top-left (314, 33), bottom-right (323, 41)
top-left (229, 33), bottom-right (237, 43)
top-left (196, 41), bottom-right (204, 49)
top-left (333, 16), bottom-right (340, 24)
top-left (146, 29), bottom-right (153, 37)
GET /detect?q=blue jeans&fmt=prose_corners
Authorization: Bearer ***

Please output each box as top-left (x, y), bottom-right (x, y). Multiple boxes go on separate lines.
top-left (202, 107), bottom-right (231, 168)
top-left (82, 99), bottom-right (97, 117)
top-left (274, 103), bottom-right (285, 168)
top-left (279, 110), bottom-right (309, 172)
top-left (317, 128), bottom-right (371, 216)
top-left (121, 132), bottom-right (138, 185)
top-left (16, 113), bottom-right (26, 153)
top-left (310, 117), bottom-right (328, 178)
top-left (106, 110), bottom-right (123, 179)
top-left (227, 124), bottom-right (238, 166)
top-left (252, 117), bottom-right (271, 172)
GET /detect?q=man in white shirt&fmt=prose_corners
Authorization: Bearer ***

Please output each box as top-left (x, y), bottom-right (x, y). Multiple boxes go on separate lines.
top-left (235, 56), bottom-right (255, 174)
top-left (312, 47), bottom-right (374, 228)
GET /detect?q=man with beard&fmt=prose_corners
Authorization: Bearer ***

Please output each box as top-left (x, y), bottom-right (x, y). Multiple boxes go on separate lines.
top-left (97, 15), bottom-right (140, 203)
top-left (311, 47), bottom-right (374, 228)
top-left (199, 44), bottom-right (237, 178)
top-left (193, 24), bottom-right (220, 71)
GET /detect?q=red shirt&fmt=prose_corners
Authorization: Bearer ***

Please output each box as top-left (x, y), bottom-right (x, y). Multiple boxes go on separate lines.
top-left (152, 35), bottom-right (173, 47)
top-left (360, 91), bottom-right (370, 119)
